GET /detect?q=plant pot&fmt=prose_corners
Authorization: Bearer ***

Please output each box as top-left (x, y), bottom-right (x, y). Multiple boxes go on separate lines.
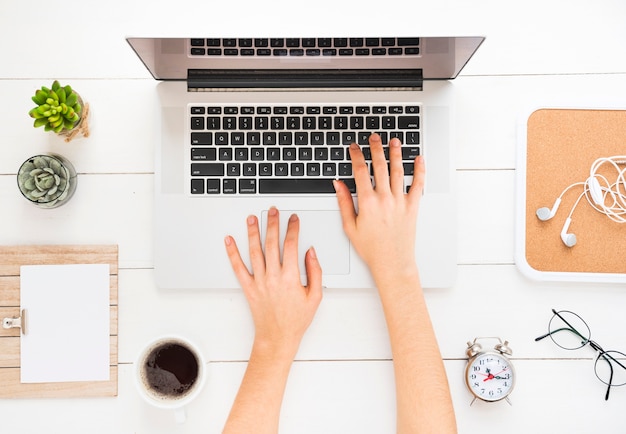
top-left (17, 154), bottom-right (77, 209)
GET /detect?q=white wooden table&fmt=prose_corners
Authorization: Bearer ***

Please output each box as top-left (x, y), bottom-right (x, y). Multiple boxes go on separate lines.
top-left (1, 1), bottom-right (626, 432)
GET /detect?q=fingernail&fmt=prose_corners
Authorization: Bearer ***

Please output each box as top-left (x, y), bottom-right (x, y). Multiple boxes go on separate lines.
top-left (289, 213), bottom-right (299, 222)
top-left (247, 215), bottom-right (256, 225)
top-left (390, 138), bottom-right (401, 147)
top-left (308, 246), bottom-right (317, 259)
top-left (224, 235), bottom-right (232, 246)
top-left (269, 207), bottom-right (278, 216)
top-left (350, 143), bottom-right (359, 151)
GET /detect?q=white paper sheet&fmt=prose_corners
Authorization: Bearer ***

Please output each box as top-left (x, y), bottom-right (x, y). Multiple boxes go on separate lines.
top-left (20, 264), bottom-right (110, 383)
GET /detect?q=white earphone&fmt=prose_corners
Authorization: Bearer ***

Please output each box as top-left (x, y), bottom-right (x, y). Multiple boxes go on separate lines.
top-left (536, 156), bottom-right (626, 247)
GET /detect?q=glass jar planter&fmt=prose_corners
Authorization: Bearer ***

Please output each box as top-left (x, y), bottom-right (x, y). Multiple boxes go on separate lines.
top-left (17, 154), bottom-right (77, 208)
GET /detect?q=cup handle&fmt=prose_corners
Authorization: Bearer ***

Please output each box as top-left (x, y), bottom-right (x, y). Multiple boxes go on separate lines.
top-left (175, 407), bottom-right (187, 424)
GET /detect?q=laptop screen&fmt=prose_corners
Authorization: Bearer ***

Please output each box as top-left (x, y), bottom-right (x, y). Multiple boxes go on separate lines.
top-left (127, 37), bottom-right (484, 84)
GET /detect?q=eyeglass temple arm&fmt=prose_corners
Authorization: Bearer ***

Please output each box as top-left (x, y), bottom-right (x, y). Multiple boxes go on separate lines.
top-left (534, 327), bottom-right (587, 343)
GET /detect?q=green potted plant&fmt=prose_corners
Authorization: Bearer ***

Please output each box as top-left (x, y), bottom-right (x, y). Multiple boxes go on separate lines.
top-left (28, 80), bottom-right (90, 142)
top-left (17, 154), bottom-right (77, 208)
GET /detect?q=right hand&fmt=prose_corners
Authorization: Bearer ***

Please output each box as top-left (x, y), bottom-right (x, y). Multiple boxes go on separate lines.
top-left (333, 133), bottom-right (425, 282)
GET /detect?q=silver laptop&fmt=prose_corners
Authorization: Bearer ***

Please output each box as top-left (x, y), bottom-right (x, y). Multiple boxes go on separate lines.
top-left (127, 37), bottom-right (484, 290)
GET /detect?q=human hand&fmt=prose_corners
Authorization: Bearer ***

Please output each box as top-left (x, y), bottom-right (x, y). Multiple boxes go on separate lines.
top-left (333, 133), bottom-right (425, 284)
top-left (224, 208), bottom-right (323, 358)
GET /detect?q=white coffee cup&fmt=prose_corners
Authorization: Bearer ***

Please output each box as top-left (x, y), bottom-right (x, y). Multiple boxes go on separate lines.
top-left (135, 335), bottom-right (206, 424)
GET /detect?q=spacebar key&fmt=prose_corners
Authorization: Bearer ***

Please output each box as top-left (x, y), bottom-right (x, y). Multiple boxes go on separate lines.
top-left (259, 178), bottom-right (356, 194)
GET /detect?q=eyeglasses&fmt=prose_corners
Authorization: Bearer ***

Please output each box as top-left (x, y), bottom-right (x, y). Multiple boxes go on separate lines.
top-left (535, 308), bottom-right (626, 400)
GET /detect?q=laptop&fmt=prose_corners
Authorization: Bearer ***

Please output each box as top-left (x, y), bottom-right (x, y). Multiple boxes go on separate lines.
top-left (127, 37), bottom-right (484, 290)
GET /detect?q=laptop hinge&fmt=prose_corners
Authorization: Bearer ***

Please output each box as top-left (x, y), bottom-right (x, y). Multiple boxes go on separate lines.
top-left (187, 69), bottom-right (423, 90)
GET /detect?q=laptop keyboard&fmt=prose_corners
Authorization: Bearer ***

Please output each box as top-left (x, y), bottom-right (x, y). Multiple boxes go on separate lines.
top-left (189, 104), bottom-right (421, 195)
top-left (189, 38), bottom-right (420, 58)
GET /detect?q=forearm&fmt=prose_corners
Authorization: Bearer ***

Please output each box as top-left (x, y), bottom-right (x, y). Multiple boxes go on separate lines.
top-left (374, 270), bottom-right (457, 434)
top-left (222, 341), bottom-right (295, 434)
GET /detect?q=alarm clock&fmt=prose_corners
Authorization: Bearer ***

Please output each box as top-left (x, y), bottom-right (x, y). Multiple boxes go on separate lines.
top-left (465, 337), bottom-right (515, 405)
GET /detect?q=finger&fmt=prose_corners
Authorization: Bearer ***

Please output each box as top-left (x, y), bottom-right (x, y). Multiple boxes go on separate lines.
top-left (369, 133), bottom-right (390, 192)
top-left (407, 156), bottom-right (426, 207)
top-left (263, 207), bottom-right (281, 266)
top-left (304, 247), bottom-right (323, 304)
top-left (388, 137), bottom-right (405, 196)
top-left (349, 142), bottom-right (373, 195)
top-left (333, 179), bottom-right (357, 238)
top-left (224, 235), bottom-right (254, 289)
top-left (282, 213), bottom-right (301, 271)
top-left (246, 214), bottom-right (266, 275)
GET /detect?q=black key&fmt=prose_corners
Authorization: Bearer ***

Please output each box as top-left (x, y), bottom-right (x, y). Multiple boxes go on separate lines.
top-left (382, 116), bottom-right (396, 129)
top-left (405, 47), bottom-right (420, 55)
top-left (403, 163), bottom-right (415, 175)
top-left (259, 163), bottom-right (273, 176)
top-left (302, 38), bottom-right (316, 47)
top-left (225, 106), bottom-right (238, 114)
top-left (247, 132), bottom-right (261, 145)
top-left (339, 49), bottom-right (353, 56)
top-left (191, 107), bottom-right (205, 114)
top-left (306, 49), bottom-right (321, 56)
top-left (191, 179), bottom-right (205, 194)
top-left (191, 148), bottom-right (216, 160)
top-left (315, 147), bottom-right (329, 160)
top-left (215, 132), bottom-right (228, 145)
top-left (223, 179), bottom-right (237, 194)
top-left (388, 48), bottom-right (403, 55)
top-left (366, 116), bottom-right (380, 129)
top-left (398, 37), bottom-right (420, 46)
top-left (279, 132), bottom-right (292, 145)
top-left (224, 161), bottom-right (239, 176)
top-left (257, 49), bottom-right (272, 56)
top-left (206, 179), bottom-right (221, 194)
top-left (191, 132), bottom-right (212, 145)
top-left (291, 163), bottom-right (305, 176)
top-left (206, 39), bottom-right (220, 47)
top-left (191, 117), bottom-right (204, 130)
top-left (333, 38), bottom-right (348, 47)
top-left (350, 38), bottom-right (364, 47)
top-left (381, 38), bottom-right (395, 46)
top-left (273, 49), bottom-right (288, 56)
top-left (286, 38), bottom-right (300, 47)
top-left (239, 38), bottom-right (253, 47)
top-left (190, 39), bottom-right (205, 46)
top-left (326, 132), bottom-right (340, 146)
top-left (275, 163), bottom-right (289, 176)
top-left (323, 163), bottom-right (336, 176)
top-left (224, 49), bottom-right (238, 56)
top-left (398, 116), bottom-right (420, 129)
top-left (259, 178), bottom-right (356, 194)
top-left (270, 39), bottom-right (284, 47)
top-left (207, 49), bottom-right (222, 56)
top-left (250, 148), bottom-right (264, 160)
top-left (334, 116), bottom-right (348, 129)
top-left (239, 116), bottom-right (253, 130)
top-left (235, 148), bottom-right (248, 160)
top-left (355, 48), bottom-right (370, 56)
top-left (190, 48), bottom-right (205, 55)
top-left (262, 132), bottom-right (276, 145)
top-left (406, 131), bottom-right (420, 145)
top-left (365, 38), bottom-right (379, 47)
top-left (338, 163), bottom-right (352, 176)
top-left (191, 163), bottom-right (224, 176)
top-left (307, 163), bottom-right (321, 176)
top-left (299, 148), bottom-right (313, 160)
top-left (267, 148), bottom-right (281, 160)
top-left (206, 117), bottom-right (220, 129)
top-left (243, 163), bottom-right (256, 176)
top-left (318, 38), bottom-right (332, 47)
top-left (372, 48), bottom-right (387, 55)
top-left (290, 49), bottom-right (304, 56)
top-left (255, 38), bottom-right (269, 47)
top-left (223, 39), bottom-right (237, 47)
top-left (322, 48), bottom-right (337, 56)
top-left (402, 147), bottom-right (421, 160)
top-left (350, 116), bottom-right (364, 129)
top-left (239, 179), bottom-right (257, 194)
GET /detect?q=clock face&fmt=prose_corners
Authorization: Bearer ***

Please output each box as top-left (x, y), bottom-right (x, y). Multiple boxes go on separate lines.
top-left (465, 352), bottom-right (515, 402)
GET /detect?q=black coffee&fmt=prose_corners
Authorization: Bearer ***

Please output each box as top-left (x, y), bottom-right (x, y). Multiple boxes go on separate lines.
top-left (143, 342), bottom-right (199, 398)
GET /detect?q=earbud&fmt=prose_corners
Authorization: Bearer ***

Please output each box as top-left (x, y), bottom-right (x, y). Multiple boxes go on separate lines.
top-left (560, 217), bottom-right (577, 247)
top-left (536, 198), bottom-right (561, 221)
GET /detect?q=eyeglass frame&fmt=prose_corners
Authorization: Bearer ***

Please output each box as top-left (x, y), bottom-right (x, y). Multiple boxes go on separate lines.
top-left (535, 308), bottom-right (626, 401)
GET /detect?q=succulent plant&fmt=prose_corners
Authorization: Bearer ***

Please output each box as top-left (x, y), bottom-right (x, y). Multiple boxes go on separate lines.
top-left (17, 155), bottom-right (74, 207)
top-left (28, 80), bottom-right (82, 134)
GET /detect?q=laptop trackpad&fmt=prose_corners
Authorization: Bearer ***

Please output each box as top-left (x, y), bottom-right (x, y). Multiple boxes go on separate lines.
top-left (261, 210), bottom-right (350, 276)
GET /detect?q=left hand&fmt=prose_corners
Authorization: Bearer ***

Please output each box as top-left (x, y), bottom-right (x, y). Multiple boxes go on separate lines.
top-left (224, 207), bottom-right (323, 358)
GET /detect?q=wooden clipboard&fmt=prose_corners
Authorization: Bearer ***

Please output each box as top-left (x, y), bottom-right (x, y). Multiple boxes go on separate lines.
top-left (518, 108), bottom-right (626, 281)
top-left (0, 245), bottom-right (118, 398)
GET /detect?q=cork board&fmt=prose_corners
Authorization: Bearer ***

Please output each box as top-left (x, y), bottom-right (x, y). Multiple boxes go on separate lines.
top-left (524, 109), bottom-right (626, 275)
top-left (0, 245), bottom-right (118, 398)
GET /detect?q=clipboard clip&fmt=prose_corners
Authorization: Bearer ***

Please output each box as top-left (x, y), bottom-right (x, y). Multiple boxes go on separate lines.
top-left (2, 309), bottom-right (27, 335)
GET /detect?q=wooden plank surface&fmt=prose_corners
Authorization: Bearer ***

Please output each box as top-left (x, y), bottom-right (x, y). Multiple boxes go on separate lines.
top-left (0, 245), bottom-right (118, 398)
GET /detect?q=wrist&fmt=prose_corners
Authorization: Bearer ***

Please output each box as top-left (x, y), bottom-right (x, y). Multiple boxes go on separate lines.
top-left (251, 335), bottom-right (300, 363)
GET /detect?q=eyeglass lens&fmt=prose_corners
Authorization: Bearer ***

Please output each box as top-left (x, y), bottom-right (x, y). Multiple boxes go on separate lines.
top-left (548, 310), bottom-right (590, 350)
top-left (595, 350), bottom-right (626, 387)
